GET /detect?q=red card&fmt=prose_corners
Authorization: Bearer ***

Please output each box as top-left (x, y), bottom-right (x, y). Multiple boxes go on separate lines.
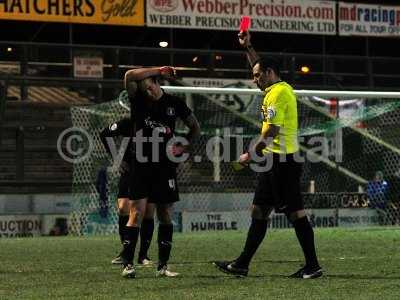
top-left (239, 16), bottom-right (251, 32)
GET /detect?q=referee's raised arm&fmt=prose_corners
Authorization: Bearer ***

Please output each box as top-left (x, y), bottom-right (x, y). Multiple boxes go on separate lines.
top-left (238, 31), bottom-right (260, 68)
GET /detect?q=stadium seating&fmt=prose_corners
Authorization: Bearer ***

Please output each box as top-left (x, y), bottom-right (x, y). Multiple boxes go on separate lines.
top-left (6, 85), bottom-right (91, 105)
top-left (0, 99), bottom-right (86, 193)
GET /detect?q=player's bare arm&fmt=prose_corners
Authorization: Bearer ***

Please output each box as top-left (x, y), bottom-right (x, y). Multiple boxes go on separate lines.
top-left (182, 113), bottom-right (200, 145)
top-left (252, 124), bottom-right (280, 158)
top-left (171, 114), bottom-right (200, 156)
top-left (240, 124), bottom-right (280, 164)
top-left (124, 66), bottom-right (176, 85)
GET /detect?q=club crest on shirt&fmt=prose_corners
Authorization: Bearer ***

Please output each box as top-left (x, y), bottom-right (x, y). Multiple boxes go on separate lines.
top-left (109, 123), bottom-right (118, 131)
top-left (166, 107), bottom-right (175, 116)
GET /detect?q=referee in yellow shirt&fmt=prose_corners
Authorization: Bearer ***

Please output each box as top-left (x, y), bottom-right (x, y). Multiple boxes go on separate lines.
top-left (214, 30), bottom-right (322, 279)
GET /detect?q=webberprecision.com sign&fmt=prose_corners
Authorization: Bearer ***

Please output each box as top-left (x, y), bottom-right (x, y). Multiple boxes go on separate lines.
top-left (147, 0), bottom-right (336, 35)
top-left (0, 0), bottom-right (144, 26)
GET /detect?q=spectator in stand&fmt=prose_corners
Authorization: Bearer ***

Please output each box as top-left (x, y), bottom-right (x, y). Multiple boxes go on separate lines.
top-left (367, 171), bottom-right (389, 209)
top-left (367, 171), bottom-right (389, 224)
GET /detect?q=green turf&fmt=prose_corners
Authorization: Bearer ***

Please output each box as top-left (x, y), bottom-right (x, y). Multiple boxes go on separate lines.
top-left (1, 228), bottom-right (399, 300)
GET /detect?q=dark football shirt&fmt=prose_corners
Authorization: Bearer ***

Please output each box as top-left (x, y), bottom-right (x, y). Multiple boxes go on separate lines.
top-left (100, 118), bottom-right (132, 163)
top-left (130, 90), bottom-right (192, 164)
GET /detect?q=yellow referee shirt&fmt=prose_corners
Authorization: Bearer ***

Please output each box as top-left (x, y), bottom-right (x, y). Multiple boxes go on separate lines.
top-left (260, 81), bottom-right (299, 154)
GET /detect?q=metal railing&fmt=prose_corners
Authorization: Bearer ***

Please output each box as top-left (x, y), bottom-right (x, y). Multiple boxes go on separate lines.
top-left (1, 41), bottom-right (400, 103)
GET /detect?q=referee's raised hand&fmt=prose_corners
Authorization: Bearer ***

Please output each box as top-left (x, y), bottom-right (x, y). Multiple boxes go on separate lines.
top-left (238, 30), bottom-right (252, 48)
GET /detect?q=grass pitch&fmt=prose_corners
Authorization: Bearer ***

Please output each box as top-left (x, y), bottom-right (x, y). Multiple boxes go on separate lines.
top-left (1, 228), bottom-right (399, 299)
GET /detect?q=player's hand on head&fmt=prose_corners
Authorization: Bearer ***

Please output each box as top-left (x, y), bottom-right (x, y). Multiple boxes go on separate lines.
top-left (238, 31), bottom-right (251, 48)
top-left (159, 66), bottom-right (176, 78)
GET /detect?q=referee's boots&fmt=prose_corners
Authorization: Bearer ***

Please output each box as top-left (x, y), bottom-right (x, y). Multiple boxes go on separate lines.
top-left (213, 260), bottom-right (248, 277)
top-left (289, 265), bottom-right (323, 279)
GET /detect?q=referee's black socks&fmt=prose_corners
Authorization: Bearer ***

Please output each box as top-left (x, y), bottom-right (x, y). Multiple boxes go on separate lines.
top-left (292, 216), bottom-right (320, 268)
top-left (121, 226), bottom-right (139, 265)
top-left (118, 214), bottom-right (129, 244)
top-left (139, 218), bottom-right (154, 260)
top-left (158, 223), bottom-right (173, 270)
top-left (236, 218), bottom-right (268, 268)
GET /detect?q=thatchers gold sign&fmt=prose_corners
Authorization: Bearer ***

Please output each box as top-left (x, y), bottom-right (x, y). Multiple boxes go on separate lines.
top-left (0, 0), bottom-right (144, 26)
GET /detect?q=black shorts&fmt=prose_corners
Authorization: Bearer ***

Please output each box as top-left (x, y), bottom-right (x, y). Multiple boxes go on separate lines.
top-left (117, 171), bottom-right (130, 199)
top-left (130, 161), bottom-right (179, 204)
top-left (253, 153), bottom-right (304, 213)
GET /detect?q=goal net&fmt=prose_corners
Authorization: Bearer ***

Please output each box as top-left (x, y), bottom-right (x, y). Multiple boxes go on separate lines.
top-left (68, 86), bottom-right (400, 235)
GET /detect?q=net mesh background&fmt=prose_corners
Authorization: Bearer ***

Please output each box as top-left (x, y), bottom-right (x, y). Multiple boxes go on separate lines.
top-left (68, 89), bottom-right (400, 235)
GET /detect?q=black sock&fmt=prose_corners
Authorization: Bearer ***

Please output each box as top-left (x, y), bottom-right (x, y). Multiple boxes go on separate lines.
top-left (292, 217), bottom-right (320, 268)
top-left (121, 226), bottom-right (139, 266)
top-left (139, 218), bottom-right (154, 260)
top-left (236, 219), bottom-right (268, 268)
top-left (118, 215), bottom-right (129, 244)
top-left (158, 223), bottom-right (173, 270)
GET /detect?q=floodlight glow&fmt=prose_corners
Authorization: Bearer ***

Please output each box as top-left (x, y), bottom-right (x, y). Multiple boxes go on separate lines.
top-left (300, 66), bottom-right (310, 73)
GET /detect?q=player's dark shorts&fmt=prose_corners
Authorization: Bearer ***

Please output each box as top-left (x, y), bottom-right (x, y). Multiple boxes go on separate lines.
top-left (117, 171), bottom-right (130, 199)
top-left (253, 153), bottom-right (304, 213)
top-left (130, 161), bottom-right (179, 204)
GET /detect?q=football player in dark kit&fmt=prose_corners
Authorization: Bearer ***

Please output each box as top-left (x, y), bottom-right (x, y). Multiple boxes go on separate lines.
top-left (100, 117), bottom-right (155, 266)
top-left (120, 66), bottom-right (201, 278)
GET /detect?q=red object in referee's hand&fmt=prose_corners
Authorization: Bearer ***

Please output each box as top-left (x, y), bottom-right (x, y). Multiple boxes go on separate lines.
top-left (239, 16), bottom-right (251, 32)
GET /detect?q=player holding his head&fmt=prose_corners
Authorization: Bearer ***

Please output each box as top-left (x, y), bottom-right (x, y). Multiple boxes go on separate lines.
top-left (120, 66), bottom-right (201, 278)
top-left (100, 116), bottom-right (155, 266)
top-left (213, 30), bottom-right (322, 279)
